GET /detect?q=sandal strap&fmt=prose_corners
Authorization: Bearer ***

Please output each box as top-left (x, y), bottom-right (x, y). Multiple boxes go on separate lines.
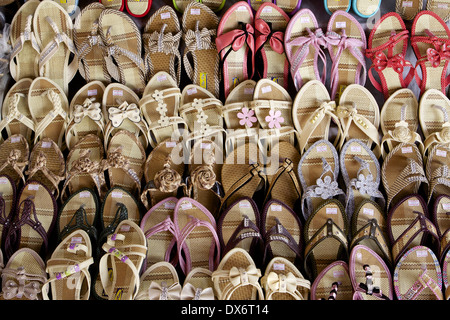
top-left (254, 19), bottom-right (284, 55)
top-left (211, 265), bottom-right (263, 300)
top-left (143, 216), bottom-right (178, 263)
top-left (263, 218), bottom-right (302, 264)
top-left (356, 264), bottom-right (390, 300)
top-left (25, 151), bottom-right (65, 197)
top-left (263, 158), bottom-right (302, 204)
top-left (0, 149), bottom-right (28, 183)
top-left (1, 265), bottom-right (46, 300)
top-left (261, 271), bottom-right (310, 300)
top-left (221, 215), bottom-right (263, 257)
top-left (0, 93), bottom-right (35, 134)
top-left (427, 164), bottom-right (450, 203)
top-left (98, 203), bottom-right (129, 246)
top-left (401, 268), bottom-right (444, 300)
top-left (59, 204), bottom-right (98, 243)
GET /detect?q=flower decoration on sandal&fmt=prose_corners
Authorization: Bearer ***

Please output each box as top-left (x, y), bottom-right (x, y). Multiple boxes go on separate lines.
top-left (237, 107), bottom-right (257, 128)
top-left (265, 109), bottom-right (284, 129)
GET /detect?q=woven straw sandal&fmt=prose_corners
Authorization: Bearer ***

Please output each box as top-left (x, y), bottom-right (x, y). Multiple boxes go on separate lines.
top-left (425, 144), bottom-right (450, 203)
top-left (174, 0), bottom-right (226, 13)
top-left (26, 138), bottom-right (65, 198)
top-left (4, 180), bottom-right (57, 260)
top-left (104, 130), bottom-right (145, 197)
top-left (42, 229), bottom-right (94, 300)
top-left (99, 219), bottom-right (147, 300)
top-left (388, 195), bottom-right (440, 265)
top-left (310, 260), bottom-right (353, 300)
top-left (28, 77), bottom-right (69, 150)
top-left (140, 138), bottom-right (186, 210)
top-left (303, 199), bottom-right (349, 280)
top-left (352, 0), bottom-right (381, 18)
top-left (74, 3), bottom-right (111, 84)
top-left (427, 0), bottom-right (450, 22)
top-left (381, 142), bottom-right (428, 210)
top-left (396, 0), bottom-right (423, 20)
top-left (143, 6), bottom-right (182, 86)
top-left (0, 248), bottom-right (47, 300)
top-left (182, 2), bottom-right (220, 99)
top-left (411, 10), bottom-right (450, 96)
top-left (284, 9), bottom-right (326, 91)
top-left (217, 197), bottom-right (263, 265)
top-left (326, 10), bottom-right (366, 100)
top-left (173, 197), bottom-right (220, 275)
top-left (181, 267), bottom-right (215, 300)
top-left (211, 247), bottom-right (264, 300)
top-left (66, 81), bottom-right (105, 151)
top-left (125, 0), bottom-right (152, 18)
top-left (57, 188), bottom-right (99, 245)
top-left (139, 72), bottom-right (186, 149)
top-left (393, 245), bottom-right (443, 300)
top-left (0, 78), bottom-right (34, 145)
top-left (187, 138), bottom-right (224, 218)
top-left (419, 88), bottom-right (450, 157)
top-left (135, 261), bottom-right (181, 300)
top-left (349, 199), bottom-right (392, 267)
top-left (103, 83), bottom-right (149, 150)
top-left (433, 195), bottom-right (450, 263)
top-left (216, 1), bottom-right (254, 99)
top-left (365, 12), bottom-right (415, 100)
top-left (140, 197), bottom-right (178, 268)
top-left (261, 199), bottom-right (303, 267)
top-left (98, 9), bottom-right (146, 94)
top-left (33, 1), bottom-right (78, 96)
top-left (336, 84), bottom-right (381, 158)
top-left (292, 80), bottom-right (341, 156)
top-left (173, 0), bottom-right (194, 13)
top-left (349, 245), bottom-right (393, 300)
top-left (9, 0), bottom-right (40, 81)
top-left (261, 256), bottom-right (310, 300)
top-left (298, 139), bottom-right (345, 221)
top-left (0, 175), bottom-right (16, 251)
top-left (443, 250), bottom-right (450, 299)
top-left (254, 3), bottom-right (290, 90)
top-left (340, 139), bottom-right (384, 220)
top-left (99, 0), bottom-right (123, 11)
top-left (324, 0), bottom-right (351, 15)
top-left (0, 134), bottom-right (29, 186)
top-left (61, 134), bottom-right (107, 201)
top-left (380, 89), bottom-right (422, 159)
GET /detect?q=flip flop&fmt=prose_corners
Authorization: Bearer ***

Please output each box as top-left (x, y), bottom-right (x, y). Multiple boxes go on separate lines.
top-left (0, 134), bottom-right (29, 186)
top-left (310, 261), bottom-right (353, 300)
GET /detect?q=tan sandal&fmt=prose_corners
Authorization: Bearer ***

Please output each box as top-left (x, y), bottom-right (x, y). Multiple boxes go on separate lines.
top-left (0, 134), bottom-right (29, 185)
top-left (135, 261), bottom-right (181, 300)
top-left (310, 261), bottom-right (353, 300)
top-left (425, 144), bottom-right (450, 203)
top-left (182, 267), bottom-right (215, 300)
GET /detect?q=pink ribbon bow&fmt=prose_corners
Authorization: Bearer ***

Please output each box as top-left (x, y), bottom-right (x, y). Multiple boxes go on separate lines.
top-left (215, 23), bottom-right (254, 53)
top-left (254, 19), bottom-right (284, 54)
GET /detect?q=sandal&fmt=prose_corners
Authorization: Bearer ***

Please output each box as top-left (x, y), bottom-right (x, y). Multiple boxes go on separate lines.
top-left (349, 244), bottom-right (393, 300)
top-left (143, 6), bottom-right (182, 85)
top-left (216, 1), bottom-right (255, 99)
top-left (324, 0), bottom-right (351, 15)
top-left (0, 175), bottom-right (16, 252)
top-left (310, 260), bottom-right (353, 300)
top-left (0, 134), bottom-right (29, 186)
top-left (425, 144), bottom-right (450, 203)
top-left (433, 194), bottom-right (450, 262)
top-left (411, 10), bottom-right (450, 96)
top-left (125, 0), bottom-right (152, 18)
top-left (303, 199), bottom-right (349, 280)
top-left (352, 0), bottom-right (381, 18)
top-left (393, 245), bottom-right (443, 300)
top-left (284, 9), bottom-right (327, 91)
top-left (33, 0), bottom-right (78, 96)
top-left (42, 229), bottom-right (94, 300)
top-left (74, 3), bottom-right (110, 84)
top-left (388, 194), bottom-right (440, 265)
top-left (0, 248), bottom-right (47, 300)
top-left (99, 219), bottom-right (147, 300)
top-left (261, 256), bottom-right (310, 300)
top-left (66, 81), bottom-right (106, 151)
top-left (396, 0), bottom-right (423, 20)
top-left (181, 267), bottom-right (215, 300)
top-left (211, 247), bottom-right (264, 300)
top-left (443, 250), bottom-right (450, 299)
top-left (427, 0), bottom-right (450, 22)
top-left (135, 261), bottom-right (181, 300)
top-left (325, 10), bottom-right (367, 100)
top-left (140, 138), bottom-right (186, 210)
top-left (181, 2), bottom-right (220, 98)
top-left (365, 12), bottom-right (415, 100)
top-left (254, 3), bottom-right (290, 90)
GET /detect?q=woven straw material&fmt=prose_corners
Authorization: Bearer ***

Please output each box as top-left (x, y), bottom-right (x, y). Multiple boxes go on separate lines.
top-left (443, 250), bottom-right (450, 299)
top-left (140, 197), bottom-right (178, 267)
top-left (143, 6), bottom-right (181, 84)
top-left (142, 138), bottom-right (185, 208)
top-left (28, 138), bottom-right (65, 195)
top-left (427, 0), bottom-right (450, 22)
top-left (396, 0), bottom-right (423, 20)
top-left (303, 199), bottom-right (348, 279)
top-left (325, 0), bottom-right (350, 13)
top-left (16, 181), bottom-right (57, 254)
top-left (212, 248), bottom-right (262, 300)
top-left (182, 2), bottom-right (220, 98)
top-left (28, 77), bottom-right (69, 149)
top-left (419, 88), bottom-right (450, 141)
top-left (276, 0), bottom-right (301, 14)
top-left (136, 261), bottom-right (179, 300)
top-left (217, 2), bottom-right (253, 99)
top-left (349, 245), bottom-right (393, 300)
top-left (310, 261), bottom-right (353, 300)
top-left (248, 0), bottom-right (272, 12)
top-left (44, 229), bottom-right (92, 300)
top-left (183, 267), bottom-right (214, 298)
top-left (200, 0), bottom-right (225, 12)
top-left (74, 3), bottom-right (110, 84)
top-left (354, 0), bottom-right (381, 16)
top-left (9, 0), bottom-right (40, 80)
top-left (1, 78), bottom-right (34, 145)
top-left (394, 246), bottom-right (443, 300)
top-left (425, 144), bottom-right (450, 201)
top-left (0, 134), bottom-right (29, 185)
top-left (100, 0), bottom-right (123, 11)
top-left (255, 3), bottom-right (290, 89)
top-left (434, 195), bottom-right (450, 241)
top-left (0, 248), bottom-right (47, 300)
top-left (0, 175), bottom-right (15, 246)
top-left (222, 79), bottom-right (257, 130)
top-left (66, 81), bottom-right (106, 150)
top-left (126, 0), bottom-right (151, 17)
top-left (98, 9), bottom-right (146, 94)
top-left (107, 130), bottom-right (145, 196)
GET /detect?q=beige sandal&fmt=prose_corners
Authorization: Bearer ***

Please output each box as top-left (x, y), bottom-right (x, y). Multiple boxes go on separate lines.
top-left (135, 261), bottom-right (181, 300)
top-left (0, 134), bottom-right (29, 185)
top-left (182, 267), bottom-right (215, 300)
